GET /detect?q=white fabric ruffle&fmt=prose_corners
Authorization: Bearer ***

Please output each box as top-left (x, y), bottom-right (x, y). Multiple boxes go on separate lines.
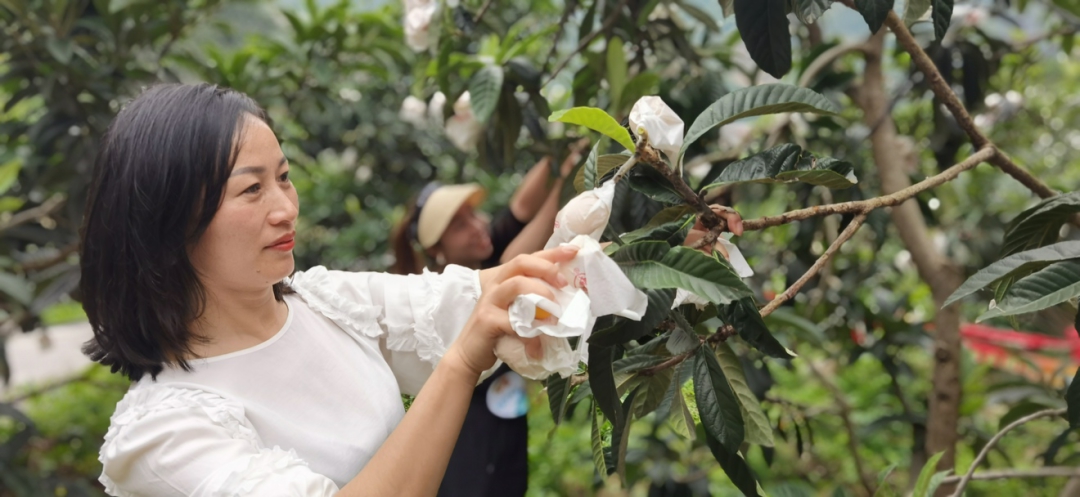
top-left (286, 266), bottom-right (383, 339)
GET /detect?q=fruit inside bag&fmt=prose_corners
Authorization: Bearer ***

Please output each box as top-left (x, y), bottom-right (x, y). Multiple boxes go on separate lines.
top-left (544, 180), bottom-right (616, 250)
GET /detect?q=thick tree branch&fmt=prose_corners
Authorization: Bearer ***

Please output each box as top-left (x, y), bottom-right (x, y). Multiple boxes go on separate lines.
top-left (759, 212), bottom-right (868, 318)
top-left (950, 408), bottom-right (1067, 497)
top-left (880, 11), bottom-right (1059, 199)
top-left (741, 147), bottom-right (996, 231)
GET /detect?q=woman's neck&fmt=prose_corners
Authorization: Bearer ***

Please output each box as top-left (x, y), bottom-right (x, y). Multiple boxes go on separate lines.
top-left (187, 284), bottom-right (288, 360)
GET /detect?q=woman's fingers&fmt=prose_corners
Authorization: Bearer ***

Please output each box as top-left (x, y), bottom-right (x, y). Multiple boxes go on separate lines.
top-left (487, 275), bottom-right (558, 310)
top-left (490, 247), bottom-right (579, 289)
top-left (690, 205), bottom-right (744, 236)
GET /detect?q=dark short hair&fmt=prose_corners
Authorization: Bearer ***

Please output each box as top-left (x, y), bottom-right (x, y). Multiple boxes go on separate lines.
top-left (80, 83), bottom-right (285, 381)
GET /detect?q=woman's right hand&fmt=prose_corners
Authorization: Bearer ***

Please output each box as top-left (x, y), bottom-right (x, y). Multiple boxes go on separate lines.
top-left (446, 246), bottom-right (579, 376)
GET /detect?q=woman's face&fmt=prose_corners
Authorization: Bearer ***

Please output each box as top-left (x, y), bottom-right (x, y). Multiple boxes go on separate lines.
top-left (189, 115), bottom-right (299, 294)
top-left (435, 204), bottom-right (493, 266)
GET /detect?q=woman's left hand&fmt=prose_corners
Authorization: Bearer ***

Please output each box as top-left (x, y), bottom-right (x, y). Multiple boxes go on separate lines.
top-left (683, 205), bottom-right (744, 258)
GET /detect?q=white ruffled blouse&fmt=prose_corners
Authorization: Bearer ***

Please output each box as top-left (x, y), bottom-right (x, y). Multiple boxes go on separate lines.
top-left (98, 265), bottom-right (485, 496)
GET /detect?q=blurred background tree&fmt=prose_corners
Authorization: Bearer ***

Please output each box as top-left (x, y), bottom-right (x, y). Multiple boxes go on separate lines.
top-left (1, 0), bottom-right (1079, 496)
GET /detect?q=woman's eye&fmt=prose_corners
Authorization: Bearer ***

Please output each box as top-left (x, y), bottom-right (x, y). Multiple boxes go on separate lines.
top-left (243, 183), bottom-right (261, 195)
top-left (279, 171), bottom-right (290, 182)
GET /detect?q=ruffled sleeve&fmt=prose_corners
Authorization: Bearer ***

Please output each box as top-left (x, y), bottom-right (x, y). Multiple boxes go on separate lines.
top-left (99, 385), bottom-right (339, 497)
top-left (286, 264), bottom-right (488, 396)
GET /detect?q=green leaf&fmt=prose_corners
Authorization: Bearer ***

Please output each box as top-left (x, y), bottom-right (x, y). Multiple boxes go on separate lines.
top-left (876, 463), bottom-right (898, 492)
top-left (794, 0), bottom-right (834, 24)
top-left (619, 214), bottom-right (694, 246)
top-left (627, 164), bottom-right (684, 204)
top-left (612, 242), bottom-right (753, 305)
top-left (676, 0), bottom-right (722, 31)
top-left (733, 0), bottom-right (792, 79)
top-left (700, 143), bottom-right (856, 191)
top-left (704, 432), bottom-right (762, 496)
top-left (547, 375), bottom-right (571, 425)
top-left (575, 152), bottom-right (629, 192)
top-left (670, 382), bottom-right (696, 440)
top-left (720, 298), bottom-right (795, 359)
top-left (617, 72), bottom-right (661, 114)
top-left (763, 307), bottom-right (827, 346)
top-left (1000, 192), bottom-right (1080, 257)
top-left (0, 197), bottom-right (25, 213)
top-left (629, 367), bottom-right (675, 418)
top-left (904, 0), bottom-right (932, 26)
top-left (912, 451), bottom-right (946, 497)
top-left (853, 0), bottom-right (892, 33)
top-left (0, 158), bottom-right (21, 195)
top-left (613, 354), bottom-right (668, 374)
top-left (945, 241), bottom-right (1080, 308)
top-left (549, 107), bottom-right (636, 152)
top-left (715, 341), bottom-right (774, 446)
top-left (589, 344), bottom-right (623, 429)
top-left (932, 0), bottom-right (954, 41)
top-left (976, 260), bottom-right (1080, 322)
top-left (591, 402), bottom-right (609, 476)
top-left (589, 288), bottom-right (676, 346)
top-left (606, 37), bottom-right (627, 113)
top-left (694, 346), bottom-right (745, 451)
top-left (612, 385), bottom-right (641, 480)
top-left (999, 401), bottom-right (1056, 431)
top-left (581, 141), bottom-right (602, 192)
top-left (1069, 366), bottom-right (1080, 428)
top-left (0, 271), bottom-right (34, 306)
top-left (468, 64), bottom-right (504, 123)
top-left (680, 84), bottom-right (838, 161)
top-left (45, 38), bottom-right (74, 65)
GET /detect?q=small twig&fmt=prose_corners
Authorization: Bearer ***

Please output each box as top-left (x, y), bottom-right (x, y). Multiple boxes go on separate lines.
top-left (541, 0), bottom-right (577, 74)
top-left (759, 212), bottom-right (869, 318)
top-left (640, 349), bottom-right (696, 376)
top-left (797, 41), bottom-right (868, 88)
top-left (611, 156), bottom-right (639, 182)
top-left (544, 0), bottom-right (631, 86)
top-left (473, 0), bottom-right (495, 25)
top-left (741, 147), bottom-right (995, 232)
top-left (0, 194), bottom-right (65, 234)
top-left (805, 358), bottom-right (877, 496)
top-left (950, 408), bottom-right (1067, 497)
top-left (942, 467), bottom-right (1080, 484)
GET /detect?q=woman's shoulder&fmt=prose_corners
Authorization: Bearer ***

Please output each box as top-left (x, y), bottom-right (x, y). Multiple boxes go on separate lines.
top-left (285, 266), bottom-right (384, 338)
top-left (104, 382), bottom-right (259, 449)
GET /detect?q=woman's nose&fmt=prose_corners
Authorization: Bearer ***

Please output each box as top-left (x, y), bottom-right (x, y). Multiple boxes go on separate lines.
top-left (269, 187), bottom-right (299, 226)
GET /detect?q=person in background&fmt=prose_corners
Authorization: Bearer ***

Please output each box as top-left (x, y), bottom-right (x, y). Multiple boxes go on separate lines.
top-left (390, 145), bottom-right (583, 497)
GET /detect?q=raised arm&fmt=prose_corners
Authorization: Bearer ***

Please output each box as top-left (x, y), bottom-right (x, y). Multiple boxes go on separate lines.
top-left (335, 247), bottom-right (578, 496)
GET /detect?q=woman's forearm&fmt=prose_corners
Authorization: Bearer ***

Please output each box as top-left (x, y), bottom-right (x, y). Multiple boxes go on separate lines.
top-left (508, 156), bottom-right (554, 223)
top-left (500, 181), bottom-right (562, 263)
top-left (337, 353), bottom-right (479, 497)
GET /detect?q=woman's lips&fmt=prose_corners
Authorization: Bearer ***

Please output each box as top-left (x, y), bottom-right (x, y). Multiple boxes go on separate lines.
top-left (267, 232), bottom-right (296, 251)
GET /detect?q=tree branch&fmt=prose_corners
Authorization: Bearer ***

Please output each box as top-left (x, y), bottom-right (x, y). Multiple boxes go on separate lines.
top-left (950, 408), bottom-right (1067, 497)
top-left (880, 11), bottom-right (1059, 199)
top-left (473, 0), bottom-right (495, 25)
top-left (741, 147), bottom-right (996, 231)
top-left (942, 467), bottom-right (1080, 484)
top-left (544, 0), bottom-right (631, 86)
top-left (805, 358), bottom-right (877, 496)
top-left (0, 194), bottom-right (65, 234)
top-left (759, 212), bottom-right (868, 318)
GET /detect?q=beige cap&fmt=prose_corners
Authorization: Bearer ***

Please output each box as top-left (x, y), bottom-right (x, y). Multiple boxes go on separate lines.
top-left (417, 183), bottom-right (486, 249)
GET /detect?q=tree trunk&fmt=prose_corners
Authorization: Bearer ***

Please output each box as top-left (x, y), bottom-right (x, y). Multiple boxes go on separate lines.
top-left (857, 31), bottom-right (965, 490)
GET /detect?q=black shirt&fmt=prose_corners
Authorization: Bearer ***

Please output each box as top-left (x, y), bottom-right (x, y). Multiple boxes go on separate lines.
top-left (438, 208), bottom-right (529, 497)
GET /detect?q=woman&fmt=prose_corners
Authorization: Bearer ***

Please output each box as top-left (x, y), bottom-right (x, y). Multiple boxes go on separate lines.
top-left (81, 83), bottom-right (576, 496)
top-left (390, 149), bottom-right (580, 497)
top-left (82, 83), bottom-right (744, 496)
